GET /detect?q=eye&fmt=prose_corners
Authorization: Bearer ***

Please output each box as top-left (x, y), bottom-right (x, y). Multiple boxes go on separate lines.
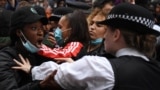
top-left (31, 27), bottom-right (37, 30)
top-left (96, 23), bottom-right (100, 27)
top-left (95, 22), bottom-right (104, 27)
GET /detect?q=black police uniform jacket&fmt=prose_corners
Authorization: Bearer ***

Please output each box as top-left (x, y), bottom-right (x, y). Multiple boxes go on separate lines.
top-left (108, 56), bottom-right (160, 90)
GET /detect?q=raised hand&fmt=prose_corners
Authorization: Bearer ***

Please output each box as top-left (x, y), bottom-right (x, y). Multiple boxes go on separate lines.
top-left (12, 54), bottom-right (31, 74)
top-left (47, 32), bottom-right (57, 45)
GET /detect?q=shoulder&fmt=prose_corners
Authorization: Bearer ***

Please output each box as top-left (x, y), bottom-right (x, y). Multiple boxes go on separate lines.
top-left (0, 46), bottom-right (17, 62)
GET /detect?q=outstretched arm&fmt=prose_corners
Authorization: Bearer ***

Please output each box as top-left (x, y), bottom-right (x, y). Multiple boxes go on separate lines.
top-left (12, 54), bottom-right (74, 73)
top-left (12, 54), bottom-right (74, 81)
top-left (12, 54), bottom-right (64, 90)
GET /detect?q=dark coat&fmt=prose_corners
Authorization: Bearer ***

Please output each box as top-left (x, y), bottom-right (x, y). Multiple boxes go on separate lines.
top-left (0, 46), bottom-right (51, 90)
top-left (108, 56), bottom-right (160, 90)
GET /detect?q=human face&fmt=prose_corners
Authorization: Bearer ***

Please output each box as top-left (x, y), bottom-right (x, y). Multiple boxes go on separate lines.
top-left (58, 16), bottom-right (70, 40)
top-left (0, 0), bottom-right (6, 8)
top-left (104, 26), bottom-right (115, 54)
top-left (89, 14), bottom-right (106, 40)
top-left (21, 21), bottom-right (44, 48)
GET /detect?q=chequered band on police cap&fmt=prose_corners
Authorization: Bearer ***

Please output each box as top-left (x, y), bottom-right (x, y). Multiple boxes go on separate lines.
top-left (107, 14), bottom-right (155, 29)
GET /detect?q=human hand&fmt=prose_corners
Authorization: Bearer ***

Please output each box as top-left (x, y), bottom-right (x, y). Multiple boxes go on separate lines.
top-left (54, 58), bottom-right (74, 63)
top-left (40, 70), bottom-right (63, 90)
top-left (47, 32), bottom-right (57, 45)
top-left (12, 54), bottom-right (31, 74)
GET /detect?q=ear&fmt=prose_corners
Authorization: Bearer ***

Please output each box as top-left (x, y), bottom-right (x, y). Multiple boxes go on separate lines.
top-left (113, 29), bottom-right (121, 42)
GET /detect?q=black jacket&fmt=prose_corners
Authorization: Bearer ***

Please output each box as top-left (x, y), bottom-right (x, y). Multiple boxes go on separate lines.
top-left (108, 56), bottom-right (160, 90)
top-left (0, 46), bottom-right (51, 90)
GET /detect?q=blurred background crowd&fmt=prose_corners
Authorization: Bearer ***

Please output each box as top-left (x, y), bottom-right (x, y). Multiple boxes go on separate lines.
top-left (0, 0), bottom-right (160, 57)
top-left (1, 0), bottom-right (160, 23)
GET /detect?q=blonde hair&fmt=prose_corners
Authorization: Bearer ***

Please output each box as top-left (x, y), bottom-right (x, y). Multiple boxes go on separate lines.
top-left (87, 8), bottom-right (106, 25)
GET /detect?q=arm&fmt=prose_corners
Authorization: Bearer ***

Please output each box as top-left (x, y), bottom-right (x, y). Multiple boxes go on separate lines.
top-left (38, 42), bottom-right (83, 59)
top-left (12, 55), bottom-right (115, 89)
top-left (12, 54), bottom-right (73, 80)
top-left (39, 56), bottom-right (115, 90)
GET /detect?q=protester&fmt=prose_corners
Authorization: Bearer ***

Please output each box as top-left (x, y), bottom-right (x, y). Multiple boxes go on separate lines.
top-left (43, 7), bottom-right (74, 48)
top-left (13, 3), bottom-right (160, 90)
top-left (37, 10), bottom-right (90, 60)
top-left (86, 8), bottom-right (107, 55)
top-left (33, 5), bottom-right (57, 48)
top-left (0, 6), bottom-right (51, 90)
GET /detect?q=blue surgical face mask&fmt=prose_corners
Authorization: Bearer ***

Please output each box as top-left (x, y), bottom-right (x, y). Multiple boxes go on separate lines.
top-left (54, 27), bottom-right (62, 41)
top-left (20, 31), bottom-right (39, 53)
top-left (91, 38), bottom-right (103, 45)
top-left (54, 27), bottom-right (64, 46)
top-left (54, 27), bottom-right (71, 45)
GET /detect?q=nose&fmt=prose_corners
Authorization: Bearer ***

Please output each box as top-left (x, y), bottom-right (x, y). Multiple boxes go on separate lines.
top-left (37, 27), bottom-right (44, 36)
top-left (89, 23), bottom-right (96, 31)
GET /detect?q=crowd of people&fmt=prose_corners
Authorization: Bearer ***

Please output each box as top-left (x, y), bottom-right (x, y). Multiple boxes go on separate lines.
top-left (0, 0), bottom-right (160, 90)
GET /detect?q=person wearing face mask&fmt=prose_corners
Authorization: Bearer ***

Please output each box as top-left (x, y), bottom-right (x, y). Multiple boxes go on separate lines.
top-left (53, 27), bottom-right (71, 47)
top-left (46, 7), bottom-right (74, 48)
top-left (86, 9), bottom-right (108, 55)
top-left (20, 31), bottom-right (40, 53)
top-left (0, 6), bottom-right (53, 90)
top-left (37, 10), bottom-right (90, 61)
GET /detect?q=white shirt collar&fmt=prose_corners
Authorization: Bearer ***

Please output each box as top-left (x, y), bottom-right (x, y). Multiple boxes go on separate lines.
top-left (115, 48), bottom-right (149, 61)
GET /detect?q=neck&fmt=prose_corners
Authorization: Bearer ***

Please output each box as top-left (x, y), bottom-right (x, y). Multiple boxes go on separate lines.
top-left (15, 41), bottom-right (31, 54)
top-left (87, 44), bottom-right (101, 52)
